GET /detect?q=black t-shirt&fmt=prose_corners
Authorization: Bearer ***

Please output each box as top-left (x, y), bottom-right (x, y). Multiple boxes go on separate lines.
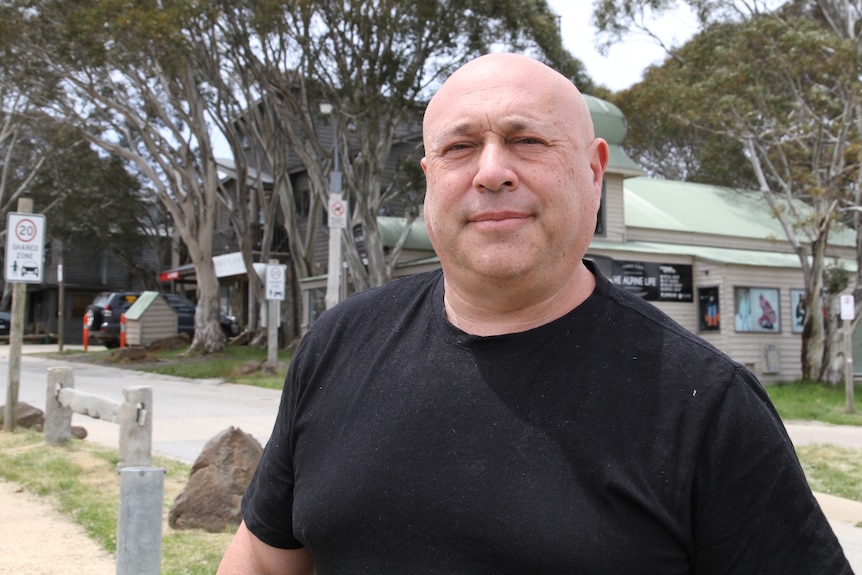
top-left (242, 266), bottom-right (852, 574)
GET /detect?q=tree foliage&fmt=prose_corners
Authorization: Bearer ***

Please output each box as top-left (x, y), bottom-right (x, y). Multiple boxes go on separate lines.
top-left (598, 1), bottom-right (862, 382)
top-left (206, 0), bottom-right (587, 294)
top-left (0, 0), bottom-right (589, 350)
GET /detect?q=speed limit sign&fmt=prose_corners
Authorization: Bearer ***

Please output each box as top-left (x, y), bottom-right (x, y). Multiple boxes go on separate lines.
top-left (5, 212), bottom-right (46, 283)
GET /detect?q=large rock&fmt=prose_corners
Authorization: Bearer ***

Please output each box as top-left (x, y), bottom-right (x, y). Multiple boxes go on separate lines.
top-left (168, 426), bottom-right (262, 532)
top-left (0, 402), bottom-right (87, 438)
top-left (0, 402), bottom-right (44, 429)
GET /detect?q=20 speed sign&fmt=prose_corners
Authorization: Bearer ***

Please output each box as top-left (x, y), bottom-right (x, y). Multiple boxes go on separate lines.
top-left (5, 212), bottom-right (46, 283)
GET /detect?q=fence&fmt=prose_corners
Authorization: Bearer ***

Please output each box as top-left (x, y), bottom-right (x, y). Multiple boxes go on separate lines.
top-left (44, 366), bottom-right (162, 575)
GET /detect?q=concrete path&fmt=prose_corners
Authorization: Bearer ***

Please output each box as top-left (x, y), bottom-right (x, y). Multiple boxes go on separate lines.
top-left (1, 344), bottom-right (862, 572)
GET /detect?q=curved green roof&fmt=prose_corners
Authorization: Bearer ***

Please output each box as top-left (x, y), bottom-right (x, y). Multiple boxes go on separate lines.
top-left (584, 94), bottom-right (642, 176)
top-left (377, 217), bottom-right (431, 250)
top-left (583, 95), bottom-right (627, 145)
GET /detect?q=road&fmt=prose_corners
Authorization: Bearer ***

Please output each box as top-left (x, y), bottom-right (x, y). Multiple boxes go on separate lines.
top-left (2, 346), bottom-right (281, 463)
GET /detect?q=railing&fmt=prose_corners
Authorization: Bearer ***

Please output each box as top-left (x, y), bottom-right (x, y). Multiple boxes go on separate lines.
top-left (44, 367), bottom-right (162, 575)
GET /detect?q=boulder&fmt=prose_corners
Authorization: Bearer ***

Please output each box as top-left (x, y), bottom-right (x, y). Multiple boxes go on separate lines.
top-left (0, 402), bottom-right (88, 438)
top-left (168, 426), bottom-right (262, 532)
top-left (0, 402), bottom-right (44, 429)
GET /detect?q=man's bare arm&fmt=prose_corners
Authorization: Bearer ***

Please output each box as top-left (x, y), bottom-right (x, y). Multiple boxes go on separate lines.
top-left (217, 520), bottom-right (315, 575)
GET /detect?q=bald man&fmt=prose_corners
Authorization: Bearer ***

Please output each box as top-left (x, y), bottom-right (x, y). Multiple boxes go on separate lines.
top-left (218, 54), bottom-right (851, 574)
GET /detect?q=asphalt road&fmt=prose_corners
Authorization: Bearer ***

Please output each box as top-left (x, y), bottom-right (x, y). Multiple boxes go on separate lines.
top-left (1, 345), bottom-right (281, 463)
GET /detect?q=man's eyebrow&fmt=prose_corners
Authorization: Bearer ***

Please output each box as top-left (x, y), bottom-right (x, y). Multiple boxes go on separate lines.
top-left (432, 116), bottom-right (541, 147)
top-left (432, 121), bottom-right (478, 145)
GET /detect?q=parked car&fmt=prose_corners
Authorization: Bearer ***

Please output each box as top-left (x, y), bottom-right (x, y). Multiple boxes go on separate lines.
top-left (161, 292), bottom-right (240, 341)
top-left (88, 291), bottom-right (239, 348)
top-left (85, 292), bottom-right (140, 347)
top-left (0, 310), bottom-right (10, 336)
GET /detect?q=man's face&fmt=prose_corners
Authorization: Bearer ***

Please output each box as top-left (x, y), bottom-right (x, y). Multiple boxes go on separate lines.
top-left (421, 56), bottom-right (607, 290)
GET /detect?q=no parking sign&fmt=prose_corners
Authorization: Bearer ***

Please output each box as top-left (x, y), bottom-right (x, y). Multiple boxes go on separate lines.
top-left (328, 194), bottom-right (348, 229)
top-left (266, 264), bottom-right (287, 301)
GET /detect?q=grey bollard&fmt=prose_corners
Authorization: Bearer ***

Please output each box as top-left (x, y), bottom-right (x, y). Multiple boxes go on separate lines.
top-left (44, 367), bottom-right (74, 444)
top-left (118, 386), bottom-right (153, 468)
top-left (116, 466), bottom-right (165, 575)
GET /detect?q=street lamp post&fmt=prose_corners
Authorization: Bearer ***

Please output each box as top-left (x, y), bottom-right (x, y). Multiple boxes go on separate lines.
top-left (320, 102), bottom-right (345, 310)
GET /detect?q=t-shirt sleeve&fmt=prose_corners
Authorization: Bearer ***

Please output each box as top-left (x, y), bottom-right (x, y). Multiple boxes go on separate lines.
top-left (691, 367), bottom-right (852, 574)
top-left (240, 356), bottom-right (306, 550)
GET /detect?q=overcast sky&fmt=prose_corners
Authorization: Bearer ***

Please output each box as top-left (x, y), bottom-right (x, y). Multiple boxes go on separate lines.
top-left (546, 1), bottom-right (699, 91)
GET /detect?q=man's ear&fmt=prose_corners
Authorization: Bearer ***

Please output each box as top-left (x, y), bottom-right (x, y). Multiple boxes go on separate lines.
top-left (589, 138), bottom-right (609, 190)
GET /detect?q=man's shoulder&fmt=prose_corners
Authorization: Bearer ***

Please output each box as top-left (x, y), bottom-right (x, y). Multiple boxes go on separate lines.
top-left (310, 270), bottom-right (441, 331)
top-left (595, 273), bottom-right (733, 364)
top-left (343, 269), bottom-right (441, 309)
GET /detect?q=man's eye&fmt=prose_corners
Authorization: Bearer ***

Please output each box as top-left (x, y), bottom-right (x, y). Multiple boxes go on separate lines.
top-left (444, 143), bottom-right (473, 154)
top-left (513, 137), bottom-right (543, 145)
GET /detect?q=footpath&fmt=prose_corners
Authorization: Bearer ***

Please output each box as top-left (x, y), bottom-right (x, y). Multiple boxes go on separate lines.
top-left (1, 345), bottom-right (862, 573)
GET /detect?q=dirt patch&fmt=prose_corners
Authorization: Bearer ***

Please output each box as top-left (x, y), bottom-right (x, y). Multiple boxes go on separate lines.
top-left (0, 479), bottom-right (115, 574)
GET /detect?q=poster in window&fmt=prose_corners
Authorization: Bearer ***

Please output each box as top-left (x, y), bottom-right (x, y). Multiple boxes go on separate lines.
top-left (790, 289), bottom-right (806, 333)
top-left (735, 287), bottom-right (780, 333)
top-left (698, 287), bottom-right (720, 331)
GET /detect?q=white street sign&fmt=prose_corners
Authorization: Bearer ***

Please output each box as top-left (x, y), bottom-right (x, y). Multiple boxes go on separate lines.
top-left (841, 294), bottom-right (855, 321)
top-left (266, 264), bottom-right (287, 301)
top-left (213, 251), bottom-right (247, 278)
top-left (5, 212), bottom-right (46, 283)
top-left (328, 194), bottom-right (348, 229)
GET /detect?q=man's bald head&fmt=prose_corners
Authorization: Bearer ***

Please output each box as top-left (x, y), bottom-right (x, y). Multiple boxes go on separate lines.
top-left (423, 53), bottom-right (597, 153)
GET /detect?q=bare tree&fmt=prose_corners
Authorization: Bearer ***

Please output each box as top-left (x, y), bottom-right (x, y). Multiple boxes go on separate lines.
top-left (9, 0), bottom-right (231, 353)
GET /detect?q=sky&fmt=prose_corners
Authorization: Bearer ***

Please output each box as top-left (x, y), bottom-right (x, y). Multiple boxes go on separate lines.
top-left (547, 1), bottom-right (700, 92)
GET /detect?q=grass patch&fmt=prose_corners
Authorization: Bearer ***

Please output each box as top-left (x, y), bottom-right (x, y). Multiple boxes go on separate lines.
top-left (796, 443), bottom-right (862, 501)
top-left (141, 346), bottom-right (292, 389)
top-left (52, 344), bottom-right (293, 389)
top-left (0, 429), bottom-right (234, 574)
top-left (765, 381), bottom-right (862, 426)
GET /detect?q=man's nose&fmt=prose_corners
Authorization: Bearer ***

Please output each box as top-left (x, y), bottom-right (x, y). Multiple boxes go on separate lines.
top-left (473, 142), bottom-right (517, 192)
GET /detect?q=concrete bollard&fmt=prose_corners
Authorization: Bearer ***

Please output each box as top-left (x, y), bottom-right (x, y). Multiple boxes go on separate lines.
top-left (118, 386), bottom-right (153, 468)
top-left (44, 367), bottom-right (74, 444)
top-left (116, 466), bottom-right (165, 575)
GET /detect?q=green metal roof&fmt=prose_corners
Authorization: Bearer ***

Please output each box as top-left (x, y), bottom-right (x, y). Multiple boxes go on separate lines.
top-left (377, 217), bottom-right (432, 250)
top-left (583, 95), bottom-right (643, 176)
top-left (624, 177), bottom-right (855, 247)
top-left (124, 291), bottom-right (162, 321)
top-left (589, 239), bottom-right (857, 272)
top-left (584, 95), bottom-right (626, 145)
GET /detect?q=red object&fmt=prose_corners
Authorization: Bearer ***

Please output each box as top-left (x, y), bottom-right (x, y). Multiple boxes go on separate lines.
top-left (82, 316), bottom-right (89, 351)
top-left (120, 313), bottom-right (127, 348)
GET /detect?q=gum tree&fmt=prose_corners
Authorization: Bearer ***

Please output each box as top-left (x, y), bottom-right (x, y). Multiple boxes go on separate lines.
top-left (601, 1), bottom-right (862, 381)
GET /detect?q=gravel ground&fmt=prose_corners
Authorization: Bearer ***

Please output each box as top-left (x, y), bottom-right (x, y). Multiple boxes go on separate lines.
top-left (0, 479), bottom-right (115, 574)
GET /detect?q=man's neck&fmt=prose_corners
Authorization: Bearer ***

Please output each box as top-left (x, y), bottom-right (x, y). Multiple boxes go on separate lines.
top-left (442, 263), bottom-right (596, 336)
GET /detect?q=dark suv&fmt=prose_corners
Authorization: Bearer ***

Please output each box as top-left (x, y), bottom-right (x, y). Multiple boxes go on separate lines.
top-left (161, 292), bottom-right (240, 340)
top-left (85, 292), bottom-right (140, 348)
top-left (87, 291), bottom-right (239, 348)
